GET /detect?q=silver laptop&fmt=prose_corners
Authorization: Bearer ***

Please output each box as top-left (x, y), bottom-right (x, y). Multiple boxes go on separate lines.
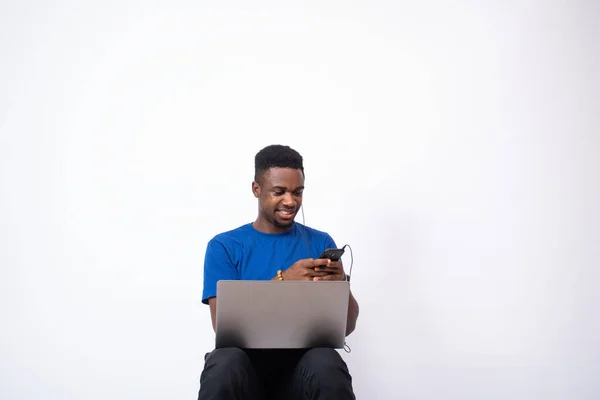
top-left (215, 280), bottom-right (349, 349)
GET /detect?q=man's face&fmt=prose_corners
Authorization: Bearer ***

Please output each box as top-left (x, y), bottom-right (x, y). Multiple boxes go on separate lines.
top-left (253, 167), bottom-right (304, 230)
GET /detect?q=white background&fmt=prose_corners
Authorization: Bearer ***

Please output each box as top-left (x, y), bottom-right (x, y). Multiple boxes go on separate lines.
top-left (1, 1), bottom-right (599, 399)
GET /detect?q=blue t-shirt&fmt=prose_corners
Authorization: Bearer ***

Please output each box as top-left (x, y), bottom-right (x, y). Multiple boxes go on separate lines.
top-left (202, 222), bottom-right (337, 304)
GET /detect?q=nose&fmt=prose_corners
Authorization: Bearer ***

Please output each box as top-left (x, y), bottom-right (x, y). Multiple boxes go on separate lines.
top-left (281, 192), bottom-right (296, 207)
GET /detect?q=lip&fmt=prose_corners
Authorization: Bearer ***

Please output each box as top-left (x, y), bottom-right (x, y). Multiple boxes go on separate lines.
top-left (277, 209), bottom-right (296, 219)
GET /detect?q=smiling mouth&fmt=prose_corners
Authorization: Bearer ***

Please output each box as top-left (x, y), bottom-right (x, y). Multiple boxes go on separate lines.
top-left (277, 209), bottom-right (295, 216)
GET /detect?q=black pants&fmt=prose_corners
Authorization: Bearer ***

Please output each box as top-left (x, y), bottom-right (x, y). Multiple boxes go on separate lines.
top-left (197, 347), bottom-right (356, 400)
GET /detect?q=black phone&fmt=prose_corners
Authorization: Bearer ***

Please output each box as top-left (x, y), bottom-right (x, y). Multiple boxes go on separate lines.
top-left (319, 248), bottom-right (345, 261)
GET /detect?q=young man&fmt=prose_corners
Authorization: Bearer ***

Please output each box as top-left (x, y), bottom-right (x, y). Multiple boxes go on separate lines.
top-left (197, 144), bottom-right (359, 400)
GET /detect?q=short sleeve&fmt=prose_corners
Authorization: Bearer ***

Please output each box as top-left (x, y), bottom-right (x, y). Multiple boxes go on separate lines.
top-left (323, 233), bottom-right (338, 251)
top-left (201, 238), bottom-right (239, 304)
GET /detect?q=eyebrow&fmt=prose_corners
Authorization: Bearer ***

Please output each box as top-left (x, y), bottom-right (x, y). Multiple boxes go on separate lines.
top-left (270, 185), bottom-right (304, 191)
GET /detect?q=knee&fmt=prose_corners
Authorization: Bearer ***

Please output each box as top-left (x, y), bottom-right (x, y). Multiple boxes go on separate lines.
top-left (300, 348), bottom-right (350, 377)
top-left (199, 348), bottom-right (259, 399)
top-left (297, 348), bottom-right (354, 397)
top-left (203, 347), bottom-right (251, 374)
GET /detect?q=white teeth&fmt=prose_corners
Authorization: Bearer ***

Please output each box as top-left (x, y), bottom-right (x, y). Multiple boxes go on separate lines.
top-left (279, 210), bottom-right (292, 215)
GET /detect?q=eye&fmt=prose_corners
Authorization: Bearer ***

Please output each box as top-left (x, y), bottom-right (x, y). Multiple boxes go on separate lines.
top-left (273, 191), bottom-right (285, 196)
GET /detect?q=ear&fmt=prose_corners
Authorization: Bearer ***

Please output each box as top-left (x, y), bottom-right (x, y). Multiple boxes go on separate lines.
top-left (252, 181), bottom-right (260, 198)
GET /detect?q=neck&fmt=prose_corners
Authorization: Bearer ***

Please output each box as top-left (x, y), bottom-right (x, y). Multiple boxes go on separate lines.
top-left (252, 217), bottom-right (293, 234)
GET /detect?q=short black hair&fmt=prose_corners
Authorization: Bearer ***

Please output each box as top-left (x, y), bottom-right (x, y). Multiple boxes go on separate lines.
top-left (254, 144), bottom-right (304, 182)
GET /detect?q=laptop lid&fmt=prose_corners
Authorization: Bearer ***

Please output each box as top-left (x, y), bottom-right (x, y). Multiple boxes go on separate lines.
top-left (215, 280), bottom-right (349, 349)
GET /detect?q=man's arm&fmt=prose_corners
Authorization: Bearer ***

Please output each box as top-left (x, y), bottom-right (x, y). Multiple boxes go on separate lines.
top-left (202, 238), bottom-right (240, 331)
top-left (208, 297), bottom-right (217, 332)
top-left (346, 289), bottom-right (359, 336)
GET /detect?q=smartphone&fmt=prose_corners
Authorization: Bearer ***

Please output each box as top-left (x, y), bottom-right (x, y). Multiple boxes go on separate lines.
top-left (319, 248), bottom-right (345, 261)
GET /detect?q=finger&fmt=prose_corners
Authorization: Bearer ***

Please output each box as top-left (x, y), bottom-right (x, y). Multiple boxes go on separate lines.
top-left (312, 258), bottom-right (331, 267)
top-left (314, 275), bottom-right (337, 281)
top-left (313, 266), bottom-right (336, 272)
top-left (307, 265), bottom-right (330, 275)
top-left (314, 273), bottom-right (344, 281)
top-left (319, 264), bottom-right (343, 273)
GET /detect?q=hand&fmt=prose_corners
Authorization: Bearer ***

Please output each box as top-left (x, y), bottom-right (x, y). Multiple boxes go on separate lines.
top-left (282, 258), bottom-right (333, 281)
top-left (312, 260), bottom-right (346, 281)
